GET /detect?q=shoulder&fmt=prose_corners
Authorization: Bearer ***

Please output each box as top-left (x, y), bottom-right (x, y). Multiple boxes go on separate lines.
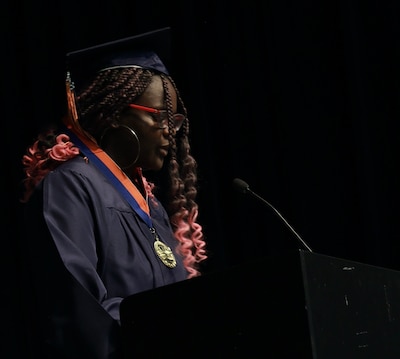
top-left (45, 156), bottom-right (104, 184)
top-left (42, 157), bottom-right (135, 211)
top-left (38, 156), bottom-right (112, 201)
top-left (51, 156), bottom-right (99, 175)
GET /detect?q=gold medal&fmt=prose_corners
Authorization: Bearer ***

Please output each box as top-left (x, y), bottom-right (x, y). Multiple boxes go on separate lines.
top-left (154, 240), bottom-right (177, 268)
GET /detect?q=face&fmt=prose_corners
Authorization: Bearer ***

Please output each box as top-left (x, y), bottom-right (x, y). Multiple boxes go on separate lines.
top-left (119, 75), bottom-right (178, 172)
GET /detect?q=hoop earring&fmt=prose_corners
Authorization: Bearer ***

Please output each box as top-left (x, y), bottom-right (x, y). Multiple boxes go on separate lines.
top-left (100, 125), bottom-right (140, 169)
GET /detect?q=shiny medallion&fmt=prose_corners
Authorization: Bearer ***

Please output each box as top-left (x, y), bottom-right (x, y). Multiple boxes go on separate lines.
top-left (154, 240), bottom-right (177, 268)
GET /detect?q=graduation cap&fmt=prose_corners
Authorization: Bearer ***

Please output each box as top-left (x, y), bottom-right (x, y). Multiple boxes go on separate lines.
top-left (66, 27), bottom-right (171, 95)
top-left (65, 27), bottom-right (171, 128)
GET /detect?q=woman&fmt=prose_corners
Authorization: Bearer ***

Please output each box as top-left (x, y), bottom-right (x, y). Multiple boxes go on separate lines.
top-left (20, 28), bottom-right (207, 358)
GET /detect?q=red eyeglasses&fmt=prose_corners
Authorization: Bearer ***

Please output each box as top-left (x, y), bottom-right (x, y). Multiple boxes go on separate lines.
top-left (129, 104), bottom-right (185, 131)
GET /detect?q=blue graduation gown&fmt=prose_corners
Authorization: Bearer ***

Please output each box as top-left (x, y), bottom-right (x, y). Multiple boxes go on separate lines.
top-left (21, 156), bottom-right (188, 358)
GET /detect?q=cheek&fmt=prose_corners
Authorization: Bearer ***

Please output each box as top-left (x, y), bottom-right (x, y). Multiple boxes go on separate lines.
top-left (126, 121), bottom-right (148, 142)
top-left (121, 113), bottom-right (153, 132)
top-left (136, 131), bottom-right (159, 154)
top-left (122, 117), bottom-right (161, 150)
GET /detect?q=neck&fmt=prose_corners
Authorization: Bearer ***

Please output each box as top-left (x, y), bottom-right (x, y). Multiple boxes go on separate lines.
top-left (128, 167), bottom-right (146, 198)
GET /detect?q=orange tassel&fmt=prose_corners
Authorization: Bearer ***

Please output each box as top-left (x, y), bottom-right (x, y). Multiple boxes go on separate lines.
top-left (65, 71), bottom-right (78, 125)
top-left (63, 72), bottom-right (98, 145)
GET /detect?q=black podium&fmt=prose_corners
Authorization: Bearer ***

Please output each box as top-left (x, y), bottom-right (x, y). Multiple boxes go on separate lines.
top-left (120, 249), bottom-right (311, 358)
top-left (300, 250), bottom-right (400, 358)
top-left (120, 250), bottom-right (400, 358)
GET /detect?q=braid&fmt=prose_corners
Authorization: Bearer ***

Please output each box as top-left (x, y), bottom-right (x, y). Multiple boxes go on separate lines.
top-left (20, 126), bottom-right (81, 203)
top-left (76, 67), bottom-right (153, 142)
top-left (158, 75), bottom-right (207, 277)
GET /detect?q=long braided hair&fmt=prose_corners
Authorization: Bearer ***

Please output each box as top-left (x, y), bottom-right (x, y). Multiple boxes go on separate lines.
top-left (21, 67), bottom-right (207, 277)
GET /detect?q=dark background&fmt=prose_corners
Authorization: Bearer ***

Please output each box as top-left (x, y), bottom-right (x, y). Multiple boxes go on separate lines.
top-left (3, 0), bottom-right (400, 357)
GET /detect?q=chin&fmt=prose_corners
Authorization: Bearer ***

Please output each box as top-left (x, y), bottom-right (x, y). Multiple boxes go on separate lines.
top-left (146, 160), bottom-right (164, 172)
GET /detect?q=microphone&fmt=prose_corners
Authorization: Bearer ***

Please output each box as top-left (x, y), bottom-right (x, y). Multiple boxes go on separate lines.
top-left (232, 178), bottom-right (313, 252)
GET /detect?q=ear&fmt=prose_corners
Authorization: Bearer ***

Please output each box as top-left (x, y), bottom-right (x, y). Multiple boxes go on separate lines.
top-left (100, 125), bottom-right (140, 169)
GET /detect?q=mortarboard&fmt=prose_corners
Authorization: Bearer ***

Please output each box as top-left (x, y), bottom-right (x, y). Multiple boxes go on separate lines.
top-left (64, 27), bottom-right (171, 138)
top-left (66, 27), bottom-right (171, 95)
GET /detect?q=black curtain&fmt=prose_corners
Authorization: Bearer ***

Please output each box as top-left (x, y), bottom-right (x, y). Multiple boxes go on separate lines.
top-left (4, 0), bottom-right (400, 357)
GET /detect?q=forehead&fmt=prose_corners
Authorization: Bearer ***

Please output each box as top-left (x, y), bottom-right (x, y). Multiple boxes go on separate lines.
top-left (137, 76), bottom-right (178, 109)
top-left (136, 76), bottom-right (165, 105)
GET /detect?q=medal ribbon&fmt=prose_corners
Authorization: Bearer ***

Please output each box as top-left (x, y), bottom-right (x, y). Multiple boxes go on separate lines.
top-left (63, 125), bottom-right (152, 228)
